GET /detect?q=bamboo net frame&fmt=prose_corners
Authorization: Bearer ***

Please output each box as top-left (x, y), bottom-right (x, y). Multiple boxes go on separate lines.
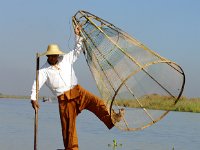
top-left (72, 10), bottom-right (185, 131)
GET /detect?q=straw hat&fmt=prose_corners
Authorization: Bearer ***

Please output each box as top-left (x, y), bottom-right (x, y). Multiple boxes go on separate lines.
top-left (40, 44), bottom-right (65, 56)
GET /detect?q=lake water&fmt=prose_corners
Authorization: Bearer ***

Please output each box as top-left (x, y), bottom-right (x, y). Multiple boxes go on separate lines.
top-left (0, 99), bottom-right (199, 150)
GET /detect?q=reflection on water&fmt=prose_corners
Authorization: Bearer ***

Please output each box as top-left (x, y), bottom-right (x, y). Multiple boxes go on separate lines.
top-left (0, 99), bottom-right (200, 150)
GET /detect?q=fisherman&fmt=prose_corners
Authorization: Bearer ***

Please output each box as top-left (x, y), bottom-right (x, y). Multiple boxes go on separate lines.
top-left (30, 26), bottom-right (124, 150)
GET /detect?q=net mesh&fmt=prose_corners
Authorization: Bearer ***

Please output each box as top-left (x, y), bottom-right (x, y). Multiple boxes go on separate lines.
top-left (72, 10), bottom-right (185, 131)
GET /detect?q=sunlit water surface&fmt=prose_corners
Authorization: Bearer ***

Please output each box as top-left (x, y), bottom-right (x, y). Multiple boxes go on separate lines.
top-left (0, 99), bottom-right (199, 150)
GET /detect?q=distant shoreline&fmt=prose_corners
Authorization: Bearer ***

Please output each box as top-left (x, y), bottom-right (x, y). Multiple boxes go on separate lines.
top-left (0, 95), bottom-right (30, 100)
top-left (116, 95), bottom-right (200, 113)
top-left (1, 94), bottom-right (200, 113)
top-left (0, 94), bottom-right (56, 101)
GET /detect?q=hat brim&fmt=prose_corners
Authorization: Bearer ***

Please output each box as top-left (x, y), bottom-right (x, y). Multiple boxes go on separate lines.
top-left (39, 51), bottom-right (65, 57)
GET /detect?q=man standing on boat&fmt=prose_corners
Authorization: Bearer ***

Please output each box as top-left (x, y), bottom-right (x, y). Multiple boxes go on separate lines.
top-left (30, 26), bottom-right (124, 150)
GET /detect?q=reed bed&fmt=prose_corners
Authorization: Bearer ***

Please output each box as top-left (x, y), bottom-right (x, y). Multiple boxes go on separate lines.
top-left (115, 95), bottom-right (200, 113)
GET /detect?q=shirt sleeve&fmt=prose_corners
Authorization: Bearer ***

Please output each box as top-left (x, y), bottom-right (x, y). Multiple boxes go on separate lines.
top-left (67, 35), bottom-right (84, 63)
top-left (30, 69), bottom-right (47, 100)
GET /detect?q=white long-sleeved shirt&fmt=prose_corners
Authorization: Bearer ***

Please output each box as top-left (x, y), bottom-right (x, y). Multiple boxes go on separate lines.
top-left (31, 36), bottom-right (83, 100)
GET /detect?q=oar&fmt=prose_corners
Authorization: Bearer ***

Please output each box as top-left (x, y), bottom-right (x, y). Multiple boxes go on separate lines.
top-left (34, 53), bottom-right (40, 150)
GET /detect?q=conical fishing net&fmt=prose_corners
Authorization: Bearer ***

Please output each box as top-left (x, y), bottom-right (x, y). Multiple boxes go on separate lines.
top-left (72, 10), bottom-right (185, 131)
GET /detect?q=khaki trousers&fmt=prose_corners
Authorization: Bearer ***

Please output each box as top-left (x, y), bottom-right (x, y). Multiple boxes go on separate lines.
top-left (57, 85), bottom-right (114, 150)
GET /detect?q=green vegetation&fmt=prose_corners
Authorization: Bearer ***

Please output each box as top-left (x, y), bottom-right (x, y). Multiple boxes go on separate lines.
top-left (174, 97), bottom-right (200, 113)
top-left (115, 94), bottom-right (200, 113)
top-left (1, 93), bottom-right (200, 113)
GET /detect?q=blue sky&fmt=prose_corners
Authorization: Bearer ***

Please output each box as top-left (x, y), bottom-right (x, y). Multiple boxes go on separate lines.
top-left (0, 0), bottom-right (199, 98)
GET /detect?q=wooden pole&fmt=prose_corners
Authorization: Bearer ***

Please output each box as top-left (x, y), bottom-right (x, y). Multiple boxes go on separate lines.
top-left (34, 53), bottom-right (40, 150)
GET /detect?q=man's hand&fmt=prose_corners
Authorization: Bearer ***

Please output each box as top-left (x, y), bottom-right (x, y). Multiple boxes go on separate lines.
top-left (75, 25), bottom-right (82, 36)
top-left (31, 100), bottom-right (40, 110)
